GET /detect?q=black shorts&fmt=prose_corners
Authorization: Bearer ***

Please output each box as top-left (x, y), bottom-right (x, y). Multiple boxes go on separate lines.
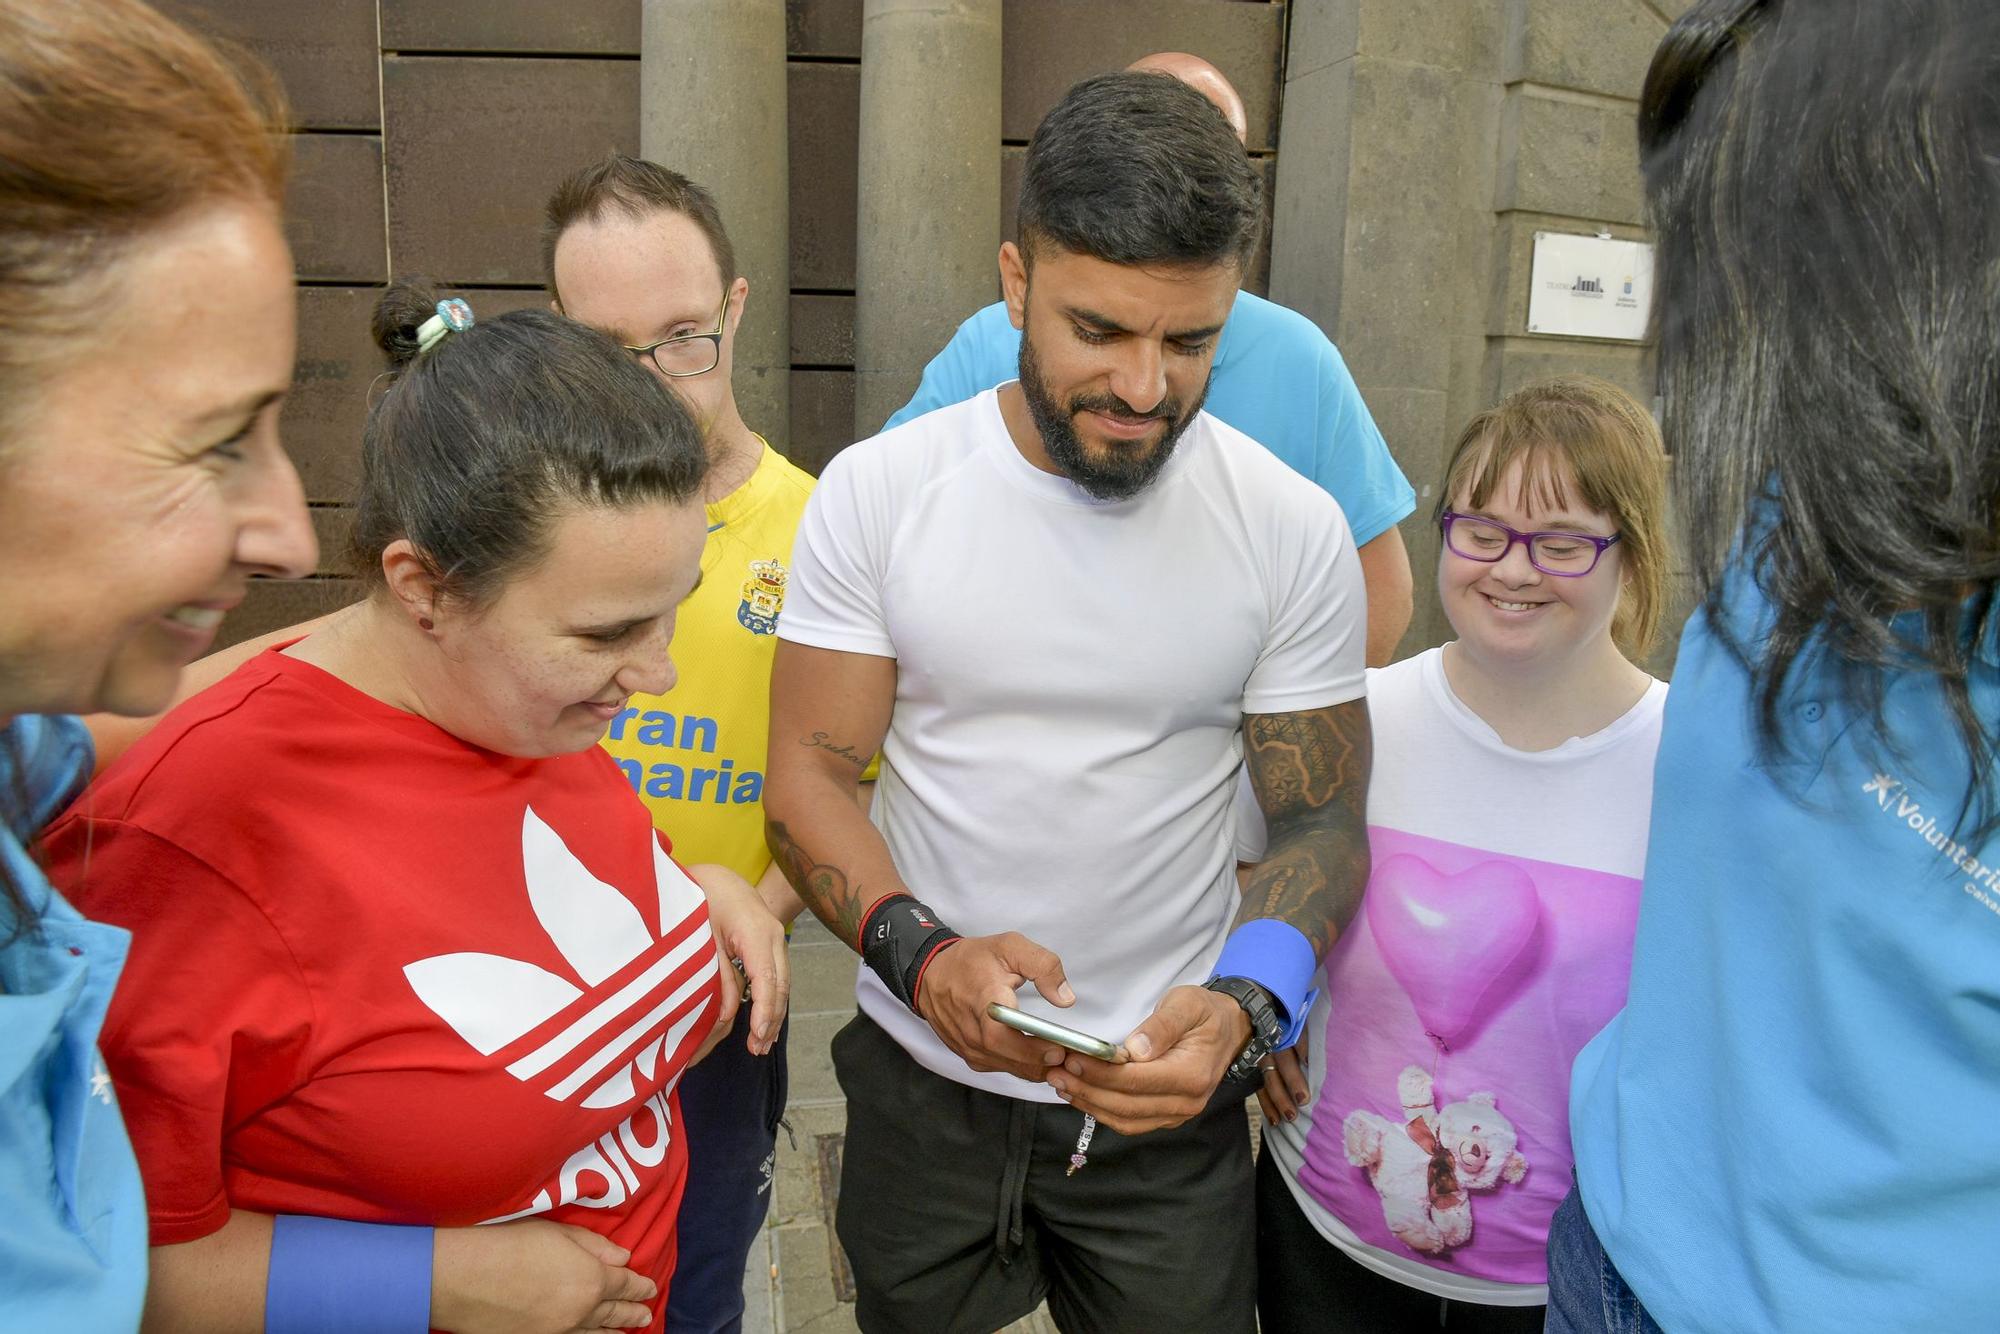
top-left (1254, 1147), bottom-right (1545, 1334)
top-left (830, 1010), bottom-right (1258, 1334)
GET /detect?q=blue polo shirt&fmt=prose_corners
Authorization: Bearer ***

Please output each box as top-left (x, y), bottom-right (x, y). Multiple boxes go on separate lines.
top-left (1570, 569), bottom-right (2000, 1331)
top-left (0, 715), bottom-right (147, 1329)
top-left (882, 291), bottom-right (1416, 546)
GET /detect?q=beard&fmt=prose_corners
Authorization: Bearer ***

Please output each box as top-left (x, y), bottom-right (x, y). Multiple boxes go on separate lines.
top-left (1017, 322), bottom-right (1208, 502)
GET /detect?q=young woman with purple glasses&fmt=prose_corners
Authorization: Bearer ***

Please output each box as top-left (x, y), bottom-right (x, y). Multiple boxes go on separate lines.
top-left (1242, 375), bottom-right (1672, 1333)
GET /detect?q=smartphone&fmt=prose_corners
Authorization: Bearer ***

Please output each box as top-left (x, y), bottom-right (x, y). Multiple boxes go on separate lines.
top-left (986, 1003), bottom-right (1126, 1063)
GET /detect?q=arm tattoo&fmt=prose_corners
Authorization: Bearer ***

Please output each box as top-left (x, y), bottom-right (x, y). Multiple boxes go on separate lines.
top-left (800, 730), bottom-right (869, 769)
top-left (1238, 699), bottom-right (1373, 959)
top-left (767, 818), bottom-right (868, 950)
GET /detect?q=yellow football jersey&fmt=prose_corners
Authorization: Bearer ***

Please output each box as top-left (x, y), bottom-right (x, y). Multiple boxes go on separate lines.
top-left (600, 439), bottom-right (815, 881)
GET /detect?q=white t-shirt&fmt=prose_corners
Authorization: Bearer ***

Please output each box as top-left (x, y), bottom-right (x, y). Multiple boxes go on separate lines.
top-left (1258, 647), bottom-right (1665, 1305)
top-left (780, 388), bottom-right (1367, 1100)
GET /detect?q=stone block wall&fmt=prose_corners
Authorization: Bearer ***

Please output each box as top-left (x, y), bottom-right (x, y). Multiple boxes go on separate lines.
top-left (1272, 0), bottom-right (1696, 665)
top-left (164, 0), bottom-right (1287, 648)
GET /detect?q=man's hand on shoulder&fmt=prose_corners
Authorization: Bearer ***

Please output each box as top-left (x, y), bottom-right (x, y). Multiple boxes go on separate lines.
top-left (914, 932), bottom-right (1077, 1084)
top-left (1044, 984), bottom-right (1251, 1135)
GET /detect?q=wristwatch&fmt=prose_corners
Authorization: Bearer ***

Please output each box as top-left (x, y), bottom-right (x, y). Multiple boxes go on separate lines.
top-left (1203, 975), bottom-right (1287, 1085)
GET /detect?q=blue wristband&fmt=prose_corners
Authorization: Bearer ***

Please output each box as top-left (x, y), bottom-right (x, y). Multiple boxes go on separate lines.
top-left (1211, 919), bottom-right (1319, 1049)
top-left (266, 1215), bottom-right (434, 1334)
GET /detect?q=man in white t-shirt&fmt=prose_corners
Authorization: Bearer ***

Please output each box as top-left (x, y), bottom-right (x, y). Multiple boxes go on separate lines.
top-left (764, 71), bottom-right (1373, 1332)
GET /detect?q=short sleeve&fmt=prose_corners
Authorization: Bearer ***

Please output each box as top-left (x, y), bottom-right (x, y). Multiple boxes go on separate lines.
top-left (1242, 497), bottom-right (1368, 716)
top-left (43, 818), bottom-right (314, 1245)
top-left (1315, 344), bottom-right (1416, 547)
top-left (776, 448), bottom-right (898, 659)
top-left (880, 305), bottom-right (1016, 432)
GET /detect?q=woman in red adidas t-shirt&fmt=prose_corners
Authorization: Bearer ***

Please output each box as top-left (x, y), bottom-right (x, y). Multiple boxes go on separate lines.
top-left (49, 283), bottom-right (788, 1333)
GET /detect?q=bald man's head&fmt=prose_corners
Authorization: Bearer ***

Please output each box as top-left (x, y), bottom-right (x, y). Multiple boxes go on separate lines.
top-left (1126, 51), bottom-right (1248, 144)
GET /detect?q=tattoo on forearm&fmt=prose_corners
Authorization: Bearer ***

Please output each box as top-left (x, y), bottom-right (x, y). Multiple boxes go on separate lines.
top-left (767, 818), bottom-right (868, 949)
top-left (1239, 701), bottom-right (1373, 958)
top-left (800, 731), bottom-right (868, 769)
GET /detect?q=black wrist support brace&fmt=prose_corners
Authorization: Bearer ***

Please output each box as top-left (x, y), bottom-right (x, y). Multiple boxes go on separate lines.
top-left (860, 894), bottom-right (962, 1012)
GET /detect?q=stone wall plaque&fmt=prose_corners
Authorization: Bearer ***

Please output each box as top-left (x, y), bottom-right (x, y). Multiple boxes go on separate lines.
top-left (1526, 231), bottom-right (1654, 342)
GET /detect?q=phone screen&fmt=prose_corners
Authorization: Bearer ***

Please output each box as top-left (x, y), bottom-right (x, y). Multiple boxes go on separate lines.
top-left (986, 1003), bottom-right (1125, 1063)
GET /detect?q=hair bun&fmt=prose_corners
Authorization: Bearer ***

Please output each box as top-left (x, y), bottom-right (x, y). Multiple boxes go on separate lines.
top-left (371, 277), bottom-right (447, 370)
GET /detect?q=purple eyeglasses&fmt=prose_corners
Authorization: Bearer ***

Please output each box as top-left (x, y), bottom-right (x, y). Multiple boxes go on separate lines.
top-left (1440, 511), bottom-right (1622, 577)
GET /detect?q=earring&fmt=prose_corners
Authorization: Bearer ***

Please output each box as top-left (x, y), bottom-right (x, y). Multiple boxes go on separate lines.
top-left (418, 616), bottom-right (434, 631)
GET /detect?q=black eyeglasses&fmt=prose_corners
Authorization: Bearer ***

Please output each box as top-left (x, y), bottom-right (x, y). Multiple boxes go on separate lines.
top-left (1440, 511), bottom-right (1622, 577)
top-left (623, 289), bottom-right (731, 378)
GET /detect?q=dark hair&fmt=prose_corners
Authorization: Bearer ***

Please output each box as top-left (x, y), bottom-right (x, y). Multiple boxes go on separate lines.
top-left (541, 153), bottom-right (736, 300)
top-left (1017, 70), bottom-right (1262, 271)
top-left (1640, 0), bottom-right (2000, 828)
top-left (353, 279), bottom-right (709, 606)
top-left (1, 0), bottom-right (288, 941)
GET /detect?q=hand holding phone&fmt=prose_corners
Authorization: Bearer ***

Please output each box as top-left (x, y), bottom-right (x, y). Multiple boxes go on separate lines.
top-left (1041, 983), bottom-right (1250, 1138)
top-left (914, 930), bottom-right (1078, 1082)
top-left (987, 1003), bottom-right (1126, 1063)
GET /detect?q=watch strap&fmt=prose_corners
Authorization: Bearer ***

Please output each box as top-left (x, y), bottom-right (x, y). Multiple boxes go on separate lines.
top-left (1203, 974), bottom-right (1283, 1083)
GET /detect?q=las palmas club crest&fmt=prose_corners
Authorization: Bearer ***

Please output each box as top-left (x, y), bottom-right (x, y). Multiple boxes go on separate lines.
top-left (738, 558), bottom-right (787, 635)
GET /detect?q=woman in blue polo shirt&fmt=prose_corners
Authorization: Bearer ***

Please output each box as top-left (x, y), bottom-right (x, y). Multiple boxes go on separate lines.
top-left (0, 1), bottom-right (317, 1324)
top-left (1553, 2), bottom-right (2000, 1331)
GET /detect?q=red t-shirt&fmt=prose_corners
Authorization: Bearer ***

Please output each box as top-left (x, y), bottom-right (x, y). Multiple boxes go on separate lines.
top-left (47, 649), bottom-right (722, 1308)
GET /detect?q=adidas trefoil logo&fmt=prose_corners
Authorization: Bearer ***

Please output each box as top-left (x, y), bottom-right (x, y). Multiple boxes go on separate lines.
top-left (404, 806), bottom-right (718, 1111)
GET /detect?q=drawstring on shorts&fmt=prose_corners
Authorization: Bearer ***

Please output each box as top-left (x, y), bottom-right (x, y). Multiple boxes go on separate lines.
top-left (994, 1098), bottom-right (1034, 1266)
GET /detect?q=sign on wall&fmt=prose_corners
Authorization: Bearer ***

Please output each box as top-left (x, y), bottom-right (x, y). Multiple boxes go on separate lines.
top-left (1526, 232), bottom-right (1654, 342)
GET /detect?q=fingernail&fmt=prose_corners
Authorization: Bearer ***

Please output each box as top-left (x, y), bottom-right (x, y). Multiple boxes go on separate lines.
top-left (1051, 982), bottom-right (1072, 1006)
top-left (1065, 1058), bottom-right (1083, 1077)
top-left (1042, 1047), bottom-right (1065, 1066)
top-left (1127, 1034), bottom-right (1153, 1060)
top-left (1294, 1091), bottom-right (1308, 1107)
top-left (1048, 1077), bottom-right (1069, 1098)
top-left (1285, 1111), bottom-right (1297, 1123)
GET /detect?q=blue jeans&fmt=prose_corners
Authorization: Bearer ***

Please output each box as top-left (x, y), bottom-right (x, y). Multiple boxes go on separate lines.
top-left (664, 1007), bottom-right (789, 1334)
top-left (1544, 1185), bottom-right (1665, 1334)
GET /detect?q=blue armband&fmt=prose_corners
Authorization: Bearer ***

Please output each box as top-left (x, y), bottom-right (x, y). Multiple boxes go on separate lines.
top-left (1211, 919), bottom-right (1319, 1049)
top-left (265, 1215), bottom-right (434, 1334)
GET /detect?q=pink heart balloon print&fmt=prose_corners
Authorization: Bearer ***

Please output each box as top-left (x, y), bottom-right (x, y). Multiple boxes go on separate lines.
top-left (1364, 854), bottom-right (1541, 1049)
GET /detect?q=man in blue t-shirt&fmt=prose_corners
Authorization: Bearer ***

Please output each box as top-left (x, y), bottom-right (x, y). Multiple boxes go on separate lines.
top-left (884, 53), bottom-right (1416, 666)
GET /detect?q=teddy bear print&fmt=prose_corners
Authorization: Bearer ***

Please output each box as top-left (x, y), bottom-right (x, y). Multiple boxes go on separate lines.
top-left (1342, 1065), bottom-right (1528, 1255)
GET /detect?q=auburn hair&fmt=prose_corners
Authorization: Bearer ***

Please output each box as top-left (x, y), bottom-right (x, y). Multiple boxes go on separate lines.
top-left (0, 0), bottom-right (288, 432)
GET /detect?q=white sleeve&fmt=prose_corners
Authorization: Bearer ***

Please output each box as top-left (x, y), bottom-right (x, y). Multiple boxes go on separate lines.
top-left (1241, 496), bottom-right (1368, 715)
top-left (777, 446), bottom-right (899, 659)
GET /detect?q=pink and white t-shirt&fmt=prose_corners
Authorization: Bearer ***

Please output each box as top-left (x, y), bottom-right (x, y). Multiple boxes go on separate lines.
top-left (1254, 646), bottom-right (1665, 1306)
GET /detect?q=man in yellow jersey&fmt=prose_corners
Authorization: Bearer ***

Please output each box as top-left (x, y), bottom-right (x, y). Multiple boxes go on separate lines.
top-left (545, 155), bottom-right (844, 1334)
